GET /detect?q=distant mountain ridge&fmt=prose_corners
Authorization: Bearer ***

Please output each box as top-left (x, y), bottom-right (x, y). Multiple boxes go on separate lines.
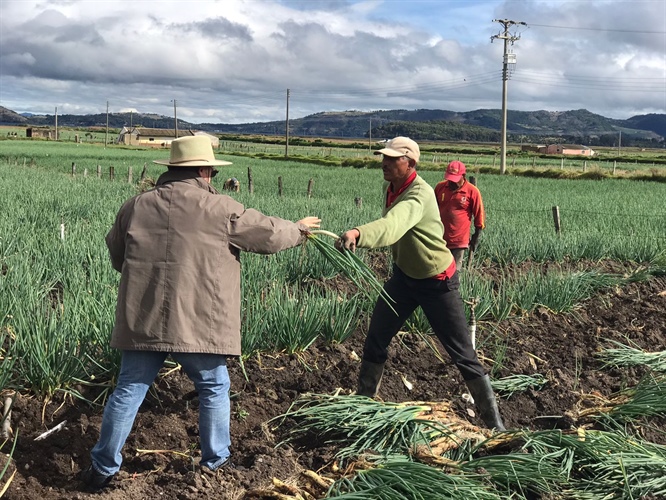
top-left (1, 105), bottom-right (664, 146)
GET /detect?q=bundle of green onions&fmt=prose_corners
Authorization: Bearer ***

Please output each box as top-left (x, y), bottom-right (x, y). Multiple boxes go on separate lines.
top-left (307, 230), bottom-right (396, 314)
top-left (328, 458), bottom-right (501, 499)
top-left (273, 394), bottom-right (486, 462)
top-left (597, 340), bottom-right (666, 373)
top-left (577, 374), bottom-right (666, 424)
top-left (491, 373), bottom-right (548, 398)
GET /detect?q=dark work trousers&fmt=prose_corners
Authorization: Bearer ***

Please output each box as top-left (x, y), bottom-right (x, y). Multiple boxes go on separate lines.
top-left (363, 265), bottom-right (486, 381)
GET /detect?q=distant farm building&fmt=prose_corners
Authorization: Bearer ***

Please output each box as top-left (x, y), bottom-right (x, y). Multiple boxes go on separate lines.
top-left (521, 144), bottom-right (595, 156)
top-left (26, 127), bottom-right (57, 140)
top-left (117, 127), bottom-right (219, 148)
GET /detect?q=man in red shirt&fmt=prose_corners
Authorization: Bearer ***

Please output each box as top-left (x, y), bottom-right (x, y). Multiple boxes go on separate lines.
top-left (434, 161), bottom-right (485, 269)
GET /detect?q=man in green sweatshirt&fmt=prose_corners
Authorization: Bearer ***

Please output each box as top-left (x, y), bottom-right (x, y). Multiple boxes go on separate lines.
top-left (339, 136), bottom-right (505, 430)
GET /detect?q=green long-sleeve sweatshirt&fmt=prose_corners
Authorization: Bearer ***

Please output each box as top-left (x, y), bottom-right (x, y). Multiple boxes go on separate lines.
top-left (356, 174), bottom-right (454, 279)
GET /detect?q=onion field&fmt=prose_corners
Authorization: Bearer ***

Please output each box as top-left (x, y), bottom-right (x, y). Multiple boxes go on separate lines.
top-left (0, 139), bottom-right (665, 499)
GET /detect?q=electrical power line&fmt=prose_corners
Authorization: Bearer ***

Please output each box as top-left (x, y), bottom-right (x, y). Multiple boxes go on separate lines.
top-left (157, 66), bottom-right (662, 120)
top-left (527, 23), bottom-right (666, 34)
top-left (517, 70), bottom-right (665, 83)
top-left (292, 71), bottom-right (501, 96)
top-left (511, 70), bottom-right (666, 93)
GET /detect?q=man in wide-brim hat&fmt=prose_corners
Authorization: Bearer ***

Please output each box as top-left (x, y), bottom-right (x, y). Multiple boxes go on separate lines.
top-left (82, 135), bottom-right (320, 490)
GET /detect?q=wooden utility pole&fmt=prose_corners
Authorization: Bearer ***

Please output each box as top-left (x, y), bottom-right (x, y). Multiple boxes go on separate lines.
top-left (54, 106), bottom-right (58, 140)
top-left (173, 99), bottom-right (178, 138)
top-left (285, 89), bottom-right (290, 157)
top-left (105, 100), bottom-right (109, 148)
top-left (491, 19), bottom-right (525, 175)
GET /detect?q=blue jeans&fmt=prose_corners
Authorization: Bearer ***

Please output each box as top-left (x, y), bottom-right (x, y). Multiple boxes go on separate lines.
top-left (90, 351), bottom-right (230, 476)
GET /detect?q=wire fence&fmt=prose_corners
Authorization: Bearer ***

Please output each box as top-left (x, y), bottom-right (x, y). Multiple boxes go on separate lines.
top-left (3, 155), bottom-right (665, 245)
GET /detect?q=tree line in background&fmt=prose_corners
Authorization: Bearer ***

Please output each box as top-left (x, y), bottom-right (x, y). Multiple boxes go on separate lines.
top-left (2, 106), bottom-right (664, 149)
top-left (373, 120), bottom-right (663, 148)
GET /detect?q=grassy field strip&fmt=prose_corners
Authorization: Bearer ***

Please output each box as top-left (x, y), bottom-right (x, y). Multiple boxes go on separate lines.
top-left (3, 132), bottom-right (663, 172)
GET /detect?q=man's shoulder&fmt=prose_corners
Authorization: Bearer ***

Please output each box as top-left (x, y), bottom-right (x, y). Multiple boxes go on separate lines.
top-left (464, 182), bottom-right (482, 198)
top-left (412, 175), bottom-right (434, 193)
top-left (395, 177), bottom-right (433, 205)
top-left (118, 190), bottom-right (145, 209)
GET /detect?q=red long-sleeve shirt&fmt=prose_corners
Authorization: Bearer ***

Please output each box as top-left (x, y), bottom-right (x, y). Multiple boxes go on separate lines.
top-left (434, 180), bottom-right (485, 250)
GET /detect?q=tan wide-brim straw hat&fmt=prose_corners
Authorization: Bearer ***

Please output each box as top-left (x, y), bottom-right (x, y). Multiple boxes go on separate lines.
top-left (153, 135), bottom-right (232, 167)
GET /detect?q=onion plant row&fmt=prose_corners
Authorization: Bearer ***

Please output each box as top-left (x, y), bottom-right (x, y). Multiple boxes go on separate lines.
top-left (0, 156), bottom-right (663, 401)
top-left (2, 141), bottom-right (664, 266)
top-left (241, 286), bottom-right (365, 355)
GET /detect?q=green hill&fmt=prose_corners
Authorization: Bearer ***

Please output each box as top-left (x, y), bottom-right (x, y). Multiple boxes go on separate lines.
top-left (2, 105), bottom-right (663, 147)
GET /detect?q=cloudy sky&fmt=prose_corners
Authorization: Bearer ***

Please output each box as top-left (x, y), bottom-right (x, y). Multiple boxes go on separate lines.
top-left (1, 0), bottom-right (664, 124)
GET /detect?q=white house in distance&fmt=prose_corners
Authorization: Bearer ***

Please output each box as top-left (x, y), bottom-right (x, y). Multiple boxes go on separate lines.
top-left (117, 127), bottom-right (219, 148)
top-left (522, 144), bottom-right (596, 156)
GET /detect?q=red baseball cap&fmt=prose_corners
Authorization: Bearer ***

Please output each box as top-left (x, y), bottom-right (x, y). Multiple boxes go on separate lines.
top-left (445, 161), bottom-right (466, 182)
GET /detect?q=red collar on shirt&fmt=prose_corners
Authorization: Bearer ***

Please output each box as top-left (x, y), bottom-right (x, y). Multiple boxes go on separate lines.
top-left (386, 171), bottom-right (417, 207)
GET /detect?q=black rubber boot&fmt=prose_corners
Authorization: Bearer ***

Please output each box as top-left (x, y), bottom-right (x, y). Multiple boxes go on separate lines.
top-left (465, 375), bottom-right (506, 431)
top-left (80, 465), bottom-right (114, 491)
top-left (356, 360), bottom-right (385, 397)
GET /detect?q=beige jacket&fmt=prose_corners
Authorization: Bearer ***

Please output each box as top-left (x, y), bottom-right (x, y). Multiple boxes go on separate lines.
top-left (105, 169), bottom-right (306, 356)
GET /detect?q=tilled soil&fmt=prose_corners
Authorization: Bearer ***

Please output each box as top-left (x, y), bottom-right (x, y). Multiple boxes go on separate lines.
top-left (2, 273), bottom-right (665, 500)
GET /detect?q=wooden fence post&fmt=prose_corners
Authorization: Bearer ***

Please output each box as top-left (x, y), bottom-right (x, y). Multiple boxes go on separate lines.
top-left (128, 166), bottom-right (133, 183)
top-left (552, 206), bottom-right (561, 234)
top-left (278, 176), bottom-right (283, 197)
top-left (140, 163), bottom-right (147, 181)
top-left (354, 197), bottom-right (363, 209)
top-left (109, 166), bottom-right (115, 181)
top-left (583, 161), bottom-right (587, 172)
top-left (247, 167), bottom-right (254, 194)
top-left (307, 178), bottom-right (314, 198)
top-left (613, 161), bottom-right (617, 175)
top-left (532, 157), bottom-right (536, 168)
top-left (84, 168), bottom-right (88, 177)
top-left (560, 158), bottom-right (564, 170)
top-left (97, 165), bottom-right (102, 178)
top-left (71, 162), bottom-right (76, 177)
